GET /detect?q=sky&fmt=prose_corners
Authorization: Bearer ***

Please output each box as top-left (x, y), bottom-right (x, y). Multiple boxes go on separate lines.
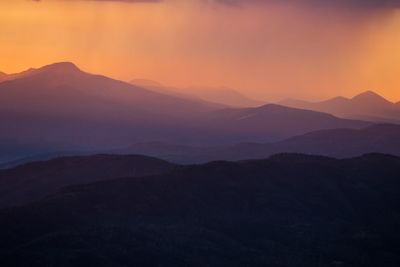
top-left (1, 0), bottom-right (400, 101)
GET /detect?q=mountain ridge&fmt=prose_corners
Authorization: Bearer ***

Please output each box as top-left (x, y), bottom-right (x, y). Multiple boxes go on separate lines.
top-left (0, 153), bottom-right (399, 266)
top-left (111, 123), bottom-right (400, 163)
top-left (280, 90), bottom-right (400, 123)
top-left (131, 79), bottom-right (264, 108)
top-left (0, 154), bottom-right (176, 208)
top-left (0, 62), bottom-right (375, 163)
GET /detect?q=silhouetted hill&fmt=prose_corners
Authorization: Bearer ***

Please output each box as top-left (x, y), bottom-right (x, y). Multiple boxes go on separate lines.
top-left (0, 154), bottom-right (175, 208)
top-left (0, 62), bottom-right (223, 162)
top-left (0, 154), bottom-right (399, 266)
top-left (115, 124), bottom-right (400, 163)
top-left (0, 64), bottom-right (371, 163)
top-left (131, 78), bottom-right (164, 88)
top-left (0, 72), bottom-right (7, 82)
top-left (0, 62), bottom-right (216, 117)
top-left (187, 86), bottom-right (265, 107)
top-left (202, 104), bottom-right (370, 141)
top-left (0, 67), bottom-right (38, 82)
top-left (130, 80), bottom-right (264, 107)
top-left (280, 91), bottom-right (400, 123)
top-left (274, 123), bottom-right (400, 156)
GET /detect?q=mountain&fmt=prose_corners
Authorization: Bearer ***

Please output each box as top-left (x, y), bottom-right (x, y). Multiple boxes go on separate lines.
top-left (0, 72), bottom-right (7, 82)
top-left (0, 154), bottom-right (175, 208)
top-left (114, 124), bottom-right (400, 163)
top-left (131, 79), bottom-right (264, 107)
top-left (130, 79), bottom-right (164, 88)
top-left (0, 62), bottom-right (216, 117)
top-left (201, 104), bottom-right (370, 142)
top-left (187, 86), bottom-right (265, 107)
top-left (0, 62), bottom-right (222, 162)
top-left (274, 123), bottom-right (400, 155)
top-left (280, 91), bottom-right (400, 123)
top-left (0, 63), bottom-right (370, 163)
top-left (0, 68), bottom-right (38, 83)
top-left (0, 154), bottom-right (399, 266)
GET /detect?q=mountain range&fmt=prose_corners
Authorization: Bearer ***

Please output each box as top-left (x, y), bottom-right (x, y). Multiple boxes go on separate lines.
top-left (200, 103), bottom-right (369, 142)
top-left (115, 123), bottom-right (400, 163)
top-left (0, 154), bottom-right (175, 208)
top-left (0, 62), bottom-right (218, 162)
top-left (1, 61), bottom-right (400, 267)
top-left (0, 62), bottom-right (372, 163)
top-left (280, 91), bottom-right (400, 123)
top-left (0, 153), bottom-right (399, 266)
top-left (131, 79), bottom-right (264, 107)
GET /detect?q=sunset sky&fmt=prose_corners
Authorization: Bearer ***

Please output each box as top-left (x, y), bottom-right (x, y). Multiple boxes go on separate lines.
top-left (1, 0), bottom-right (400, 101)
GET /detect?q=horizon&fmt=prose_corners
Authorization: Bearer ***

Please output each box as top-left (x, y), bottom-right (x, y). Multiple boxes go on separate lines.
top-left (1, 0), bottom-right (400, 101)
top-left (1, 60), bottom-right (398, 103)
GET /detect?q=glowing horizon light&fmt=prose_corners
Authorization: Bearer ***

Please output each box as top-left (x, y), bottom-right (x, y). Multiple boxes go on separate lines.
top-left (1, 0), bottom-right (400, 102)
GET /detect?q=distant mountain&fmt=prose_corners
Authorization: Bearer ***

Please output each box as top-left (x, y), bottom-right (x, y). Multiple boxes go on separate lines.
top-left (280, 91), bottom-right (400, 123)
top-left (131, 79), bottom-right (264, 107)
top-left (0, 62), bottom-right (216, 117)
top-left (188, 86), bottom-right (265, 107)
top-left (0, 68), bottom-right (41, 83)
top-left (0, 154), bottom-right (175, 208)
top-left (0, 154), bottom-right (399, 266)
top-left (130, 79), bottom-right (164, 88)
top-left (0, 62), bottom-right (221, 161)
top-left (0, 150), bottom-right (93, 170)
top-left (115, 124), bottom-right (400, 163)
top-left (0, 72), bottom-right (7, 82)
top-left (201, 104), bottom-right (370, 142)
top-left (0, 62), bottom-right (371, 163)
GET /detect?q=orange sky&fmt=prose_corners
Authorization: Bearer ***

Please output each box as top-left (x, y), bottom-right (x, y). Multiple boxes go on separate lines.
top-left (1, 0), bottom-right (400, 101)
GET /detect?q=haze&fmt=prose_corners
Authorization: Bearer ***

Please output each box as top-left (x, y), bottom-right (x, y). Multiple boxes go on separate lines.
top-left (1, 0), bottom-right (400, 101)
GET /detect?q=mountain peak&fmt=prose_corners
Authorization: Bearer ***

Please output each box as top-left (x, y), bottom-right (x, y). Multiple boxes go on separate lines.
top-left (0, 72), bottom-right (7, 82)
top-left (40, 62), bottom-right (80, 72)
top-left (352, 90), bottom-right (387, 102)
top-left (258, 103), bottom-right (309, 111)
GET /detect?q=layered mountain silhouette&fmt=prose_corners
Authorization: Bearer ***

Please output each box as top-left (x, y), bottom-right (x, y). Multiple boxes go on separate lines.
top-left (0, 72), bottom-right (7, 82)
top-left (189, 86), bottom-right (265, 107)
top-left (131, 79), bottom-right (264, 107)
top-left (0, 62), bottom-right (370, 163)
top-left (0, 67), bottom-right (38, 83)
top-left (0, 62), bottom-right (220, 162)
top-left (0, 62), bottom-right (217, 117)
top-left (281, 91), bottom-right (400, 123)
top-left (0, 153), bottom-right (399, 266)
top-left (1, 63), bottom-right (399, 266)
top-left (200, 104), bottom-right (369, 142)
top-left (0, 154), bottom-right (175, 208)
top-left (115, 124), bottom-right (400, 163)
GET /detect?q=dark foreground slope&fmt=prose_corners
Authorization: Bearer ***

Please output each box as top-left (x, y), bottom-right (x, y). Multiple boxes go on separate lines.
top-left (0, 154), bottom-right (175, 208)
top-left (0, 154), bottom-right (399, 266)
